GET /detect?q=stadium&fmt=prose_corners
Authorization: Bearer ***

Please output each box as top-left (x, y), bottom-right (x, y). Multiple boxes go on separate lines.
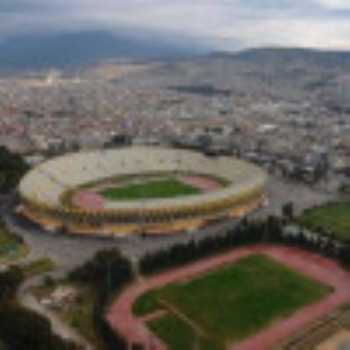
top-left (18, 147), bottom-right (267, 236)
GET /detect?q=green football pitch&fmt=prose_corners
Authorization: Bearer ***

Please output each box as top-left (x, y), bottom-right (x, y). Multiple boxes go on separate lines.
top-left (134, 254), bottom-right (331, 350)
top-left (298, 202), bottom-right (350, 242)
top-left (99, 178), bottom-right (201, 201)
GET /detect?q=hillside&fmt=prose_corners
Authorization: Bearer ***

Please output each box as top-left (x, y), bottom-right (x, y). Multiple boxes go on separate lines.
top-left (0, 30), bottom-right (203, 72)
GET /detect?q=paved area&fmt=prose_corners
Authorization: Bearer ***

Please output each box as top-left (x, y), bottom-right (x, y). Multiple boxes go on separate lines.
top-left (3, 210), bottom-right (240, 276)
top-left (107, 245), bottom-right (350, 350)
top-left (251, 175), bottom-right (335, 219)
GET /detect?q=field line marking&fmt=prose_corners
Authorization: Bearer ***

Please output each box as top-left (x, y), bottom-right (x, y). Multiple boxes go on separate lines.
top-left (158, 298), bottom-right (208, 338)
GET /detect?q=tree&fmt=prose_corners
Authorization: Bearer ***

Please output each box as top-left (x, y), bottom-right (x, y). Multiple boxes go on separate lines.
top-left (265, 215), bottom-right (283, 242)
top-left (282, 202), bottom-right (295, 221)
top-left (0, 146), bottom-right (29, 194)
top-left (0, 302), bottom-right (78, 350)
top-left (68, 249), bottom-right (131, 350)
top-left (0, 266), bottom-right (24, 301)
top-left (69, 249), bottom-right (132, 292)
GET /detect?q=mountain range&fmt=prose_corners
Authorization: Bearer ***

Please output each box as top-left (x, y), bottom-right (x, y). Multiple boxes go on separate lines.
top-left (220, 47), bottom-right (350, 69)
top-left (1, 30), bottom-right (350, 73)
top-left (0, 30), bottom-right (204, 72)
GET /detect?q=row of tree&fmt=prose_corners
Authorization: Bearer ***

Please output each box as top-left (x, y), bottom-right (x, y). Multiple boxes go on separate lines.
top-left (139, 216), bottom-right (350, 275)
top-left (139, 217), bottom-right (279, 275)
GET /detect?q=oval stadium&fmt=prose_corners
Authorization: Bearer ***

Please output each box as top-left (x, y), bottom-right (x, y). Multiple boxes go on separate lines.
top-left (18, 147), bottom-right (267, 236)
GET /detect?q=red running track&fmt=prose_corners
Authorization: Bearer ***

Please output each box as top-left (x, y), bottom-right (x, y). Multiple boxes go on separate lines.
top-left (72, 191), bottom-right (105, 210)
top-left (106, 245), bottom-right (350, 350)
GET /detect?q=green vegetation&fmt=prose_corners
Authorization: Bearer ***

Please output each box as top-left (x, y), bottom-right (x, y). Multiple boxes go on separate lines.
top-left (63, 286), bottom-right (102, 347)
top-left (148, 314), bottom-right (194, 350)
top-left (100, 178), bottom-right (201, 200)
top-left (33, 250), bottom-right (133, 350)
top-left (135, 255), bottom-right (331, 348)
top-left (133, 291), bottom-right (159, 316)
top-left (0, 266), bottom-right (24, 302)
top-left (0, 302), bottom-right (77, 350)
top-left (32, 283), bottom-right (105, 349)
top-left (298, 202), bottom-right (350, 241)
top-left (0, 146), bottom-right (29, 194)
top-left (23, 258), bottom-right (56, 278)
top-left (148, 314), bottom-right (217, 350)
top-left (68, 249), bottom-right (133, 350)
top-left (0, 224), bottom-right (28, 263)
top-left (0, 264), bottom-right (76, 350)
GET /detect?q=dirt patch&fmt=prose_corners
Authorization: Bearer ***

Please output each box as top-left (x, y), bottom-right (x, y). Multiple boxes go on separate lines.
top-left (316, 329), bottom-right (350, 350)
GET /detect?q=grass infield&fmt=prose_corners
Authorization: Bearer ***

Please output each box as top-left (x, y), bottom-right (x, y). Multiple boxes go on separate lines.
top-left (147, 314), bottom-right (217, 350)
top-left (134, 254), bottom-right (331, 349)
top-left (298, 202), bottom-right (350, 242)
top-left (99, 178), bottom-right (201, 201)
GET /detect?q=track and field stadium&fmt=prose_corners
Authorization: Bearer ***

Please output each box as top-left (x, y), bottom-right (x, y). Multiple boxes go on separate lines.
top-left (18, 147), bottom-right (267, 236)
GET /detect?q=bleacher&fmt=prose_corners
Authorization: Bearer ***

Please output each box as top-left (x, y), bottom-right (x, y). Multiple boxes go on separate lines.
top-left (19, 146), bottom-right (267, 217)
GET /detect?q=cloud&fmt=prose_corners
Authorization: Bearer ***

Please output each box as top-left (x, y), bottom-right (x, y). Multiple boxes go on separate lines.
top-left (314, 0), bottom-right (350, 9)
top-left (215, 18), bottom-right (350, 50)
top-left (0, 0), bottom-right (350, 51)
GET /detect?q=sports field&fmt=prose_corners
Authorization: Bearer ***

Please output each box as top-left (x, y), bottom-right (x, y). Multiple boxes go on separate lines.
top-left (298, 202), bottom-right (350, 241)
top-left (133, 255), bottom-right (331, 350)
top-left (99, 178), bottom-right (201, 201)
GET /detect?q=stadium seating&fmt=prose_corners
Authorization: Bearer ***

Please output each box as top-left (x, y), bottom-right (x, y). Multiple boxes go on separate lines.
top-left (19, 147), bottom-right (267, 229)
